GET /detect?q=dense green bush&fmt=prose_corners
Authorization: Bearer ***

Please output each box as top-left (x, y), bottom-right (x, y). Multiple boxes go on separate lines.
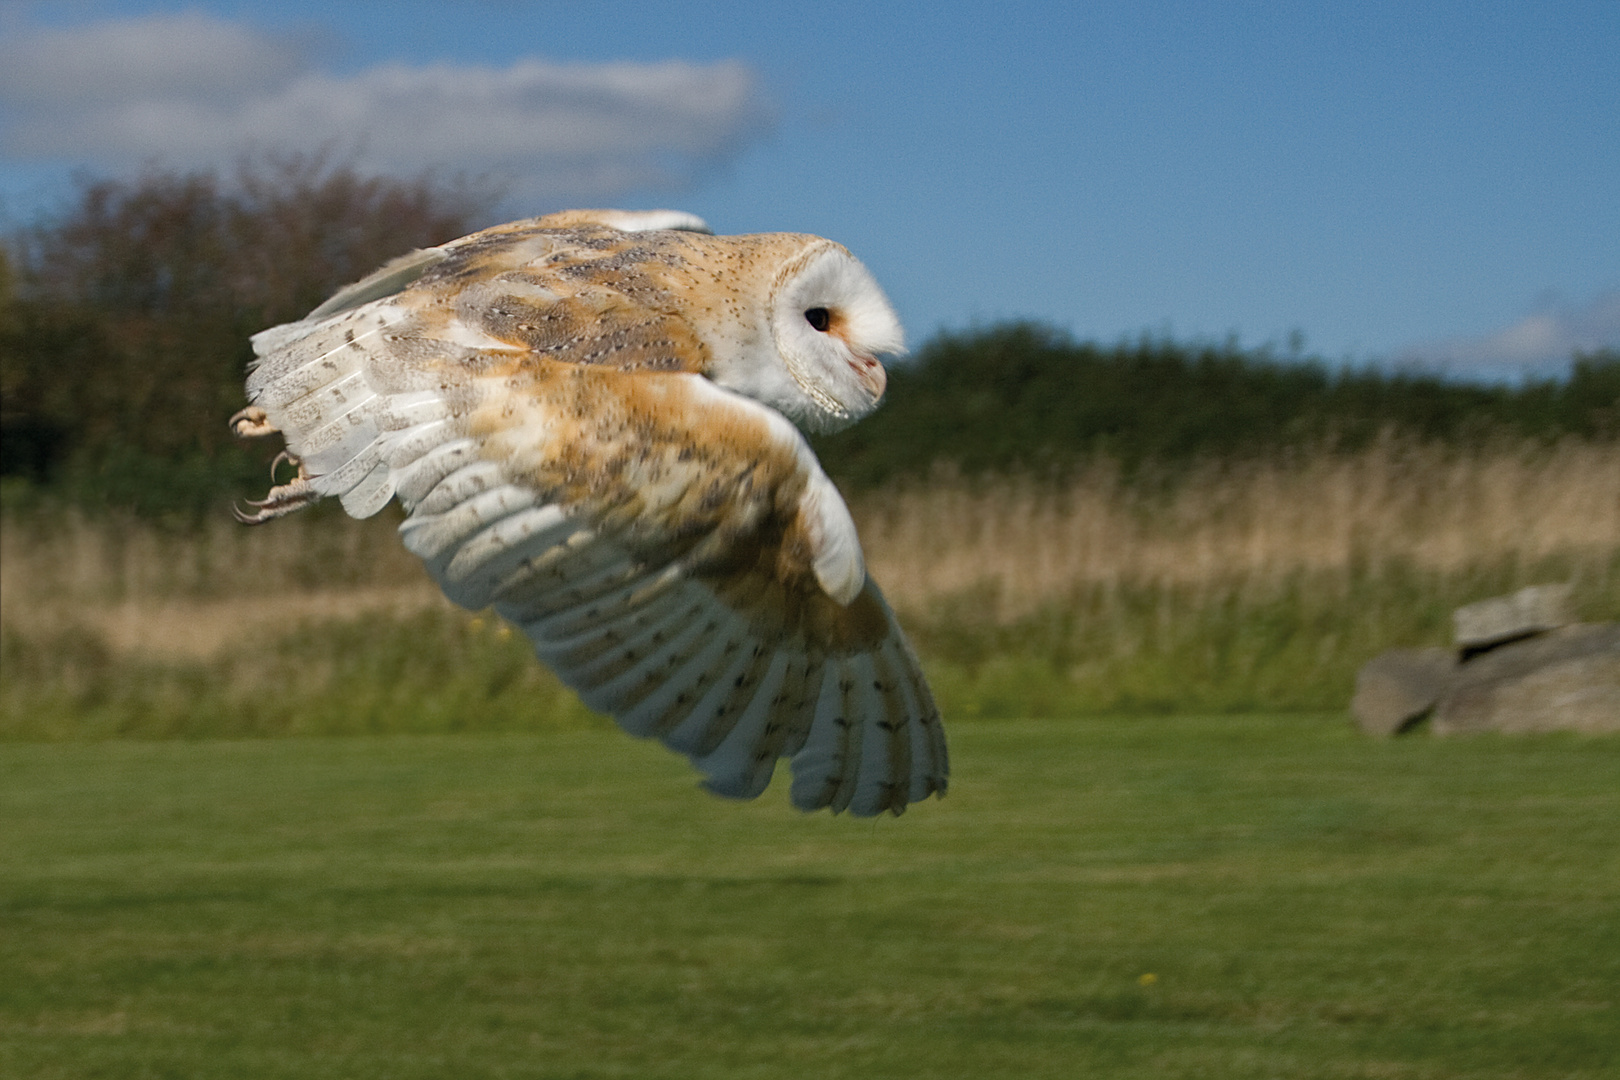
top-left (812, 323), bottom-right (1620, 488)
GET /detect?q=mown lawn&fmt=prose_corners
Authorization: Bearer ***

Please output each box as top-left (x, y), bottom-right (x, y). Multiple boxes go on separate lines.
top-left (2, 716), bottom-right (1616, 1079)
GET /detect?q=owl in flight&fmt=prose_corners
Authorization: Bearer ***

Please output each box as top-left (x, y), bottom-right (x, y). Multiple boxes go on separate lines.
top-left (231, 209), bottom-right (947, 817)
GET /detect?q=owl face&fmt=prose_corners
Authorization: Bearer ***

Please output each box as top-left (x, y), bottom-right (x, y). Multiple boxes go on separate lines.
top-left (684, 235), bottom-right (904, 434)
top-left (767, 240), bottom-right (904, 432)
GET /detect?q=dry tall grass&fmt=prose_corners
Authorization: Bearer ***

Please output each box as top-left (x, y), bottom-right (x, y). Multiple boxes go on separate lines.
top-left (0, 506), bottom-right (441, 661)
top-left (5, 436), bottom-right (1618, 653)
top-left (855, 436), bottom-right (1620, 621)
top-left (4, 436), bottom-right (1618, 728)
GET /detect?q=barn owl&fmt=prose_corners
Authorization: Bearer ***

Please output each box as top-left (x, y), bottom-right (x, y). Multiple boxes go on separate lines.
top-left (231, 209), bottom-right (947, 817)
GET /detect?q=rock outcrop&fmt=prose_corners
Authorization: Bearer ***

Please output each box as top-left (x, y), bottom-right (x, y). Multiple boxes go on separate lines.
top-left (1352, 584), bottom-right (1619, 737)
top-left (1434, 624), bottom-right (1620, 735)
top-left (1350, 648), bottom-right (1456, 736)
top-left (1453, 583), bottom-right (1575, 657)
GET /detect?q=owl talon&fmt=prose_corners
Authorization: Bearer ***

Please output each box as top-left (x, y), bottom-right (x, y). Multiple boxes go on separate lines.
top-left (229, 406), bottom-right (278, 439)
top-left (233, 478), bottom-right (318, 524)
top-left (269, 449), bottom-right (307, 483)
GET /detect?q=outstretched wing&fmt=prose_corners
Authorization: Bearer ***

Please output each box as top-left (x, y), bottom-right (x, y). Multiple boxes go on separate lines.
top-left (241, 224), bottom-right (947, 816)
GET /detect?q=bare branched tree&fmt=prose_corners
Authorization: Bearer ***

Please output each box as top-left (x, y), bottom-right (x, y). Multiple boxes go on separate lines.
top-left (2, 157), bottom-right (497, 502)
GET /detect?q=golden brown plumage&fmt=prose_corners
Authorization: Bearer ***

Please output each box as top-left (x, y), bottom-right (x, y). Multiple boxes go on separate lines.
top-left (233, 209), bottom-right (945, 816)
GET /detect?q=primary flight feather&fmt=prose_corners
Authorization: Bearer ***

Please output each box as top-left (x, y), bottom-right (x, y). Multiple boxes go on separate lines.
top-left (232, 209), bottom-right (947, 817)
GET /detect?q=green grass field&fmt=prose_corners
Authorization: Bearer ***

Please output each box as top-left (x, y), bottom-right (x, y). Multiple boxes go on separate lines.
top-left (3, 717), bottom-right (1617, 1079)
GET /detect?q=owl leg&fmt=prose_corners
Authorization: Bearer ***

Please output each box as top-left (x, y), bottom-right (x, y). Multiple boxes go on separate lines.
top-left (230, 408), bottom-right (319, 523)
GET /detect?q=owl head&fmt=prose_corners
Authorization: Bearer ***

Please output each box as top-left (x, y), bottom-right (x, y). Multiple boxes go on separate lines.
top-left (650, 231), bottom-right (905, 435)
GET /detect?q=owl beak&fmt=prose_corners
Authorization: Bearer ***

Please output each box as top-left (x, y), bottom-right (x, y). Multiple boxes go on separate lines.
top-left (851, 354), bottom-right (887, 402)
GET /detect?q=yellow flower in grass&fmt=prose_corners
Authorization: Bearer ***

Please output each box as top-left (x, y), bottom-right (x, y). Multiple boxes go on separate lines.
top-left (1138, 973), bottom-right (1158, 986)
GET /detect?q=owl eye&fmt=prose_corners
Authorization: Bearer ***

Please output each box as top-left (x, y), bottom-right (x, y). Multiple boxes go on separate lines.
top-left (804, 307), bottom-right (831, 332)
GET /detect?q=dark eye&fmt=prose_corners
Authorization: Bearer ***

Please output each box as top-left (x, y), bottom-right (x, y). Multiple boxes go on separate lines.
top-left (804, 307), bottom-right (831, 332)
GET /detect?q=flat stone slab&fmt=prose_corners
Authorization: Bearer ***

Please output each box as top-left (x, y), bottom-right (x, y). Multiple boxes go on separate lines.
top-left (1453, 583), bottom-right (1575, 652)
top-left (1435, 623), bottom-right (1620, 735)
top-left (1351, 647), bottom-right (1456, 736)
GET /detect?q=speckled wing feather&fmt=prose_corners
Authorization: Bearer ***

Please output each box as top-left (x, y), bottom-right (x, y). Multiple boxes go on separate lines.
top-left (242, 219), bottom-right (947, 815)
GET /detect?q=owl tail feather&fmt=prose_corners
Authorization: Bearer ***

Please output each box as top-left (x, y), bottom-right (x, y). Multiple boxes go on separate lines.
top-left (229, 407), bottom-right (322, 524)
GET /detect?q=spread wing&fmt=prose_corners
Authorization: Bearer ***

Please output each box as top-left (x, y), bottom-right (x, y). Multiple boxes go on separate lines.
top-left (240, 225), bottom-right (947, 816)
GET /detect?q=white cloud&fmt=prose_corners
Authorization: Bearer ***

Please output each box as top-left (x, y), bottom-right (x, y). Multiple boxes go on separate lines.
top-left (0, 12), bottom-right (771, 201)
top-left (0, 12), bottom-right (312, 106)
top-left (1399, 290), bottom-right (1620, 378)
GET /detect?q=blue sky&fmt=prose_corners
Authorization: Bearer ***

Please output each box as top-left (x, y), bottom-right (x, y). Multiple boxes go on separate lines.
top-left (2, 0), bottom-right (1616, 378)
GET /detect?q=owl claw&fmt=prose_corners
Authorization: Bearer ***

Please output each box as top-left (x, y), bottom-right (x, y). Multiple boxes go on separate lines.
top-left (269, 449), bottom-right (305, 482)
top-left (233, 478), bottom-right (318, 524)
top-left (229, 406), bottom-right (278, 439)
